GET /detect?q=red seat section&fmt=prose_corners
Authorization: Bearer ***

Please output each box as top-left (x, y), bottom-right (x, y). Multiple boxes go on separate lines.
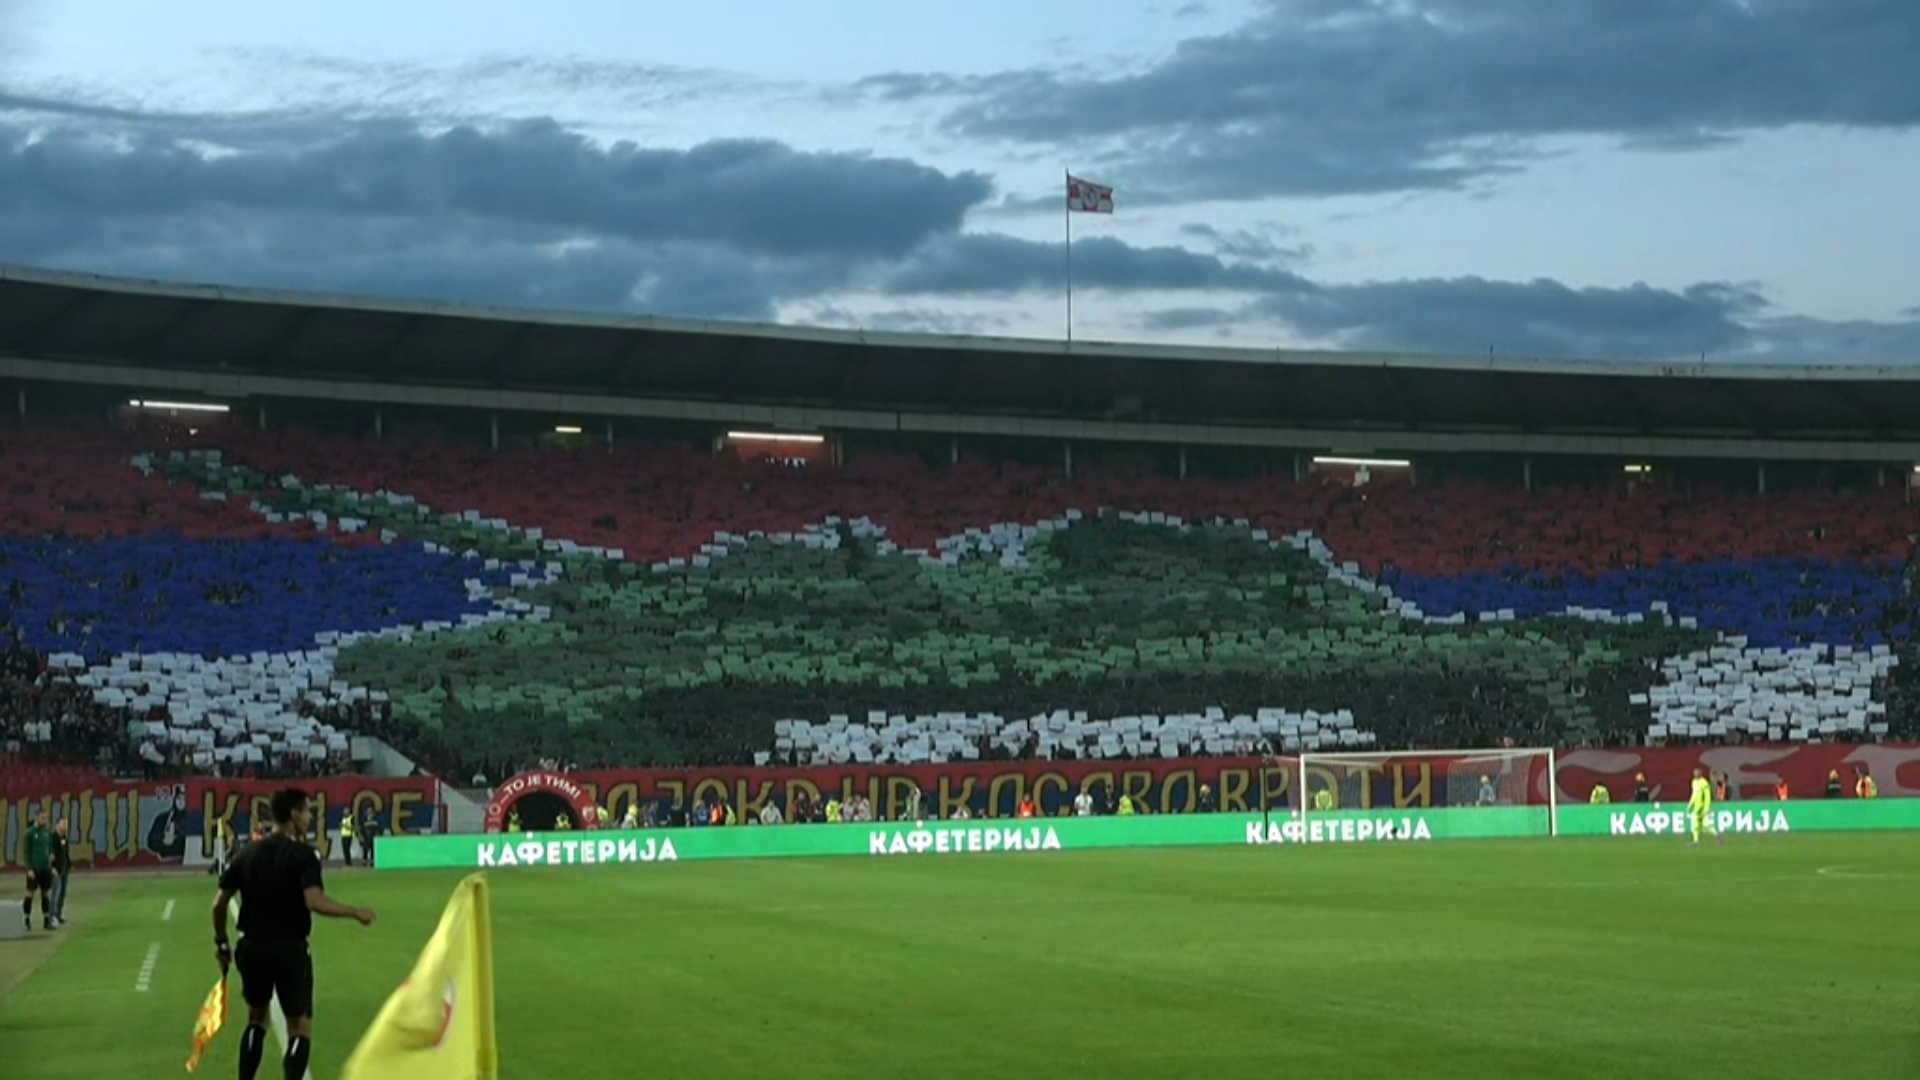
top-left (0, 421), bottom-right (329, 544)
top-left (4, 416), bottom-right (1912, 582)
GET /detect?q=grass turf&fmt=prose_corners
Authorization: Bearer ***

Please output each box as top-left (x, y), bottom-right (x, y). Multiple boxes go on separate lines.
top-left (1, 833), bottom-right (1914, 1079)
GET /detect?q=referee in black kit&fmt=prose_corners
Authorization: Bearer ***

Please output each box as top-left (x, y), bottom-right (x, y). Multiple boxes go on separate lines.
top-left (212, 788), bottom-right (376, 1080)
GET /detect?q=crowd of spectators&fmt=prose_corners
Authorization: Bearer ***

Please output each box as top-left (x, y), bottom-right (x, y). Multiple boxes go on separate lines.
top-left (0, 637), bottom-right (129, 771)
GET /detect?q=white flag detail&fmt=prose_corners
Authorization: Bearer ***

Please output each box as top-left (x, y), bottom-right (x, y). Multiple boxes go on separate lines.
top-left (1066, 175), bottom-right (1114, 214)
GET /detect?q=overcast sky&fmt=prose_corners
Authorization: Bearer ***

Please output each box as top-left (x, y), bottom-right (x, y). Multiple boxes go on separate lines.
top-left (2, 0), bottom-right (1918, 362)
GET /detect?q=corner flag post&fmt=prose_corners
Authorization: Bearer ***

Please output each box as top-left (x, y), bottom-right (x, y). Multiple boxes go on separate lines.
top-left (473, 872), bottom-right (498, 1079)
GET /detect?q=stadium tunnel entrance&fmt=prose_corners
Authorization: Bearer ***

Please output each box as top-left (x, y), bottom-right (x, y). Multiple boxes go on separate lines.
top-left (483, 770), bottom-right (600, 832)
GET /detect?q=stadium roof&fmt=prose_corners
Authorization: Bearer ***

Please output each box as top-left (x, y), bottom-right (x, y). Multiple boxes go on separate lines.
top-left (2, 263), bottom-right (1919, 461)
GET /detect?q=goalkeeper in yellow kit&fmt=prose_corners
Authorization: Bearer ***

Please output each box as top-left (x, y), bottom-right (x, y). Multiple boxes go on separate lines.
top-left (1688, 767), bottom-right (1722, 845)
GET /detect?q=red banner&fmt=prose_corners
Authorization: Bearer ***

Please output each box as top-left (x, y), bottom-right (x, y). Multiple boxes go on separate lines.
top-left (0, 775), bottom-right (441, 871)
top-left (569, 758), bottom-right (1393, 821)
top-left (564, 744), bottom-right (1920, 822)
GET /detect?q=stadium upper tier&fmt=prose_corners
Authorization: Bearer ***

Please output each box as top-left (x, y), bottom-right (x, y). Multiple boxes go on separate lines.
top-left (0, 417), bottom-right (1913, 772)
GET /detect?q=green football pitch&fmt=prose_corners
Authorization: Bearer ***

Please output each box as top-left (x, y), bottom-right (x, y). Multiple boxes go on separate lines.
top-left (1, 834), bottom-right (1915, 1079)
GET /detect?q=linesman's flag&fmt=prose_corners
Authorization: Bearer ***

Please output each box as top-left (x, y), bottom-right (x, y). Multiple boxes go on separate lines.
top-left (340, 873), bottom-right (498, 1080)
top-left (183, 976), bottom-right (228, 1072)
top-left (1067, 175), bottom-right (1114, 214)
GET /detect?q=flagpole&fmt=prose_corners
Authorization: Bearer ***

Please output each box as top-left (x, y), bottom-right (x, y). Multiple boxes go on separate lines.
top-left (1064, 168), bottom-right (1074, 343)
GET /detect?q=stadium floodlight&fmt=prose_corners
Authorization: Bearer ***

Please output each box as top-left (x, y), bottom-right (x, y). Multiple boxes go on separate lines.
top-left (1624, 463), bottom-right (1652, 474)
top-left (726, 431), bottom-right (825, 443)
top-left (1277, 747), bottom-right (1559, 841)
top-left (553, 425), bottom-right (584, 435)
top-left (1312, 455), bottom-right (1410, 468)
top-left (128, 399), bottom-right (230, 413)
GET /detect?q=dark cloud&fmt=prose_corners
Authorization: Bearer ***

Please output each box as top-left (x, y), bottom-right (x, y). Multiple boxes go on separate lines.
top-left (0, 86), bottom-right (1914, 361)
top-left (212, 48), bottom-right (781, 121)
top-left (806, 304), bottom-right (1011, 336)
top-left (1258, 278), bottom-right (1766, 360)
top-left (1129, 278), bottom-right (1772, 360)
top-left (0, 103), bottom-right (993, 317)
top-left (868, 0), bottom-right (1920, 199)
top-left (1138, 306), bottom-right (1239, 332)
top-left (1740, 315), bottom-right (1920, 365)
top-left (0, 118), bottom-right (987, 258)
top-left (882, 233), bottom-right (1306, 295)
top-left (1178, 222), bottom-right (1313, 263)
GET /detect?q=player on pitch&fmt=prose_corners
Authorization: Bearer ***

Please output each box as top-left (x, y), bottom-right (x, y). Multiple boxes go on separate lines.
top-left (21, 809), bottom-right (55, 932)
top-left (212, 788), bottom-right (376, 1080)
top-left (1688, 767), bottom-right (1722, 846)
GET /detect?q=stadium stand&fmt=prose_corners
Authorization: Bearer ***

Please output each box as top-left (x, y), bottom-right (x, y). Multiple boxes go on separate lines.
top-left (1, 415), bottom-right (1916, 778)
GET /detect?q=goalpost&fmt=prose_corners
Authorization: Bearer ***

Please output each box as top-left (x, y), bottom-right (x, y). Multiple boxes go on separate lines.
top-left (1289, 747), bottom-right (1560, 839)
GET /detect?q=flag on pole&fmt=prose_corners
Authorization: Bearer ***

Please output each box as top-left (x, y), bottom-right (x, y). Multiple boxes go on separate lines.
top-left (1067, 175), bottom-right (1114, 214)
top-left (339, 873), bottom-right (498, 1080)
top-left (184, 976), bottom-right (228, 1072)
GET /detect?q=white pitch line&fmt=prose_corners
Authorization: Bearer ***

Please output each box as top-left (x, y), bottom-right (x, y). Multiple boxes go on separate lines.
top-left (134, 943), bottom-right (161, 992)
top-left (227, 897), bottom-right (313, 1080)
top-left (1817, 864), bottom-right (1893, 879)
top-left (162, 899), bottom-right (175, 921)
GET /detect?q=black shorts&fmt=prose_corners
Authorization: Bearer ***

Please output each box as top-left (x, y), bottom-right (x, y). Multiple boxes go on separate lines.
top-left (24, 868), bottom-right (53, 894)
top-left (235, 938), bottom-right (315, 1020)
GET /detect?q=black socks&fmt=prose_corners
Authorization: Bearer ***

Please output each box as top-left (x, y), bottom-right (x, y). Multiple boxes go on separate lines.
top-left (238, 1024), bottom-right (267, 1080)
top-left (283, 1035), bottom-right (311, 1080)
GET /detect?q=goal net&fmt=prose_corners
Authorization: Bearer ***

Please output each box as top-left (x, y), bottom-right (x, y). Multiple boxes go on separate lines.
top-left (1292, 748), bottom-right (1557, 839)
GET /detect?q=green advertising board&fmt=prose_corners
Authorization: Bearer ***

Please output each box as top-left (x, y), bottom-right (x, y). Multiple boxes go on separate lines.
top-left (374, 799), bottom-right (1915, 870)
top-left (1556, 797), bottom-right (1920, 838)
top-left (378, 813), bottom-right (1261, 870)
top-left (1241, 805), bottom-right (1546, 845)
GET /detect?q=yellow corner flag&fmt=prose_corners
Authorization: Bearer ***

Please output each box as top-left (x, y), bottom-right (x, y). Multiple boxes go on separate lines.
top-left (184, 976), bottom-right (228, 1072)
top-left (340, 872), bottom-right (498, 1080)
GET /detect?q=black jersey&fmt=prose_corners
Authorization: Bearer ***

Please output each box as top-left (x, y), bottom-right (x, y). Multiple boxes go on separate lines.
top-left (219, 834), bottom-right (323, 943)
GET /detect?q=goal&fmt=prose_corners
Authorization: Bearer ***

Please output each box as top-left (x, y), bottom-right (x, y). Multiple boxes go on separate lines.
top-left (1291, 748), bottom-right (1558, 839)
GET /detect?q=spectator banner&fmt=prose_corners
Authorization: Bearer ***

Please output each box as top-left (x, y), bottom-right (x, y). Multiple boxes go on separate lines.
top-left (567, 757), bottom-right (1498, 823)
top-left (375, 798), bottom-right (1920, 871)
top-left (0, 775), bottom-right (441, 871)
top-left (566, 743), bottom-right (1919, 822)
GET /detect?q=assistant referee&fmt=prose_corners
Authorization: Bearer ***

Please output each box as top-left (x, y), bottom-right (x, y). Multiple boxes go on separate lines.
top-left (212, 788), bottom-right (376, 1080)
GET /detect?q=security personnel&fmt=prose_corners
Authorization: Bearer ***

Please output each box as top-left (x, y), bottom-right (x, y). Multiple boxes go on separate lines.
top-left (338, 814), bottom-right (355, 867)
top-left (357, 808), bottom-right (378, 865)
top-left (1589, 783), bottom-right (1611, 804)
top-left (214, 789), bottom-right (376, 1080)
top-left (50, 818), bottom-right (72, 927)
